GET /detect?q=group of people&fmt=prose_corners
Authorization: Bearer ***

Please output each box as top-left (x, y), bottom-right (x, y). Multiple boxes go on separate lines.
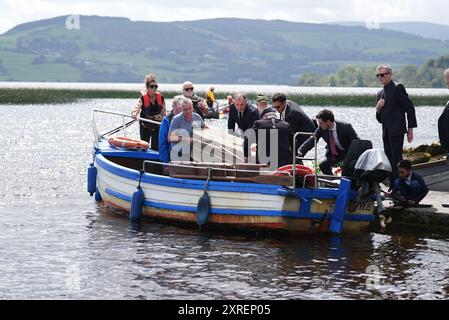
top-left (131, 66), bottom-right (449, 206)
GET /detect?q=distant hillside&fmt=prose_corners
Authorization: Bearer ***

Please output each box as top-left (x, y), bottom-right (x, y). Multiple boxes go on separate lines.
top-left (330, 21), bottom-right (449, 41)
top-left (1, 15), bottom-right (449, 84)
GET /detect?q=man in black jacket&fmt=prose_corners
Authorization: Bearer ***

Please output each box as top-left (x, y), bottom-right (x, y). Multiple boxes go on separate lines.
top-left (272, 93), bottom-right (315, 154)
top-left (253, 107), bottom-right (293, 169)
top-left (392, 160), bottom-right (429, 206)
top-left (375, 64), bottom-right (417, 186)
top-left (438, 69), bottom-right (449, 152)
top-left (439, 69), bottom-right (449, 208)
top-left (228, 93), bottom-right (260, 162)
top-left (298, 109), bottom-right (359, 175)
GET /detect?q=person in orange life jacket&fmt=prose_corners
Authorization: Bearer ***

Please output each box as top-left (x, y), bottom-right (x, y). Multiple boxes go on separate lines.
top-left (297, 109), bottom-right (359, 176)
top-left (182, 81), bottom-right (208, 120)
top-left (131, 74), bottom-right (166, 151)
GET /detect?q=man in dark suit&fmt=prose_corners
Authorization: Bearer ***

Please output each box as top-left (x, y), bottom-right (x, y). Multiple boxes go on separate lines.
top-left (440, 69), bottom-right (449, 208)
top-left (297, 109), bottom-right (359, 175)
top-left (375, 64), bottom-right (417, 187)
top-left (392, 160), bottom-right (429, 206)
top-left (253, 107), bottom-right (293, 169)
top-left (271, 93), bottom-right (316, 154)
top-left (438, 69), bottom-right (449, 152)
top-left (228, 93), bottom-right (260, 162)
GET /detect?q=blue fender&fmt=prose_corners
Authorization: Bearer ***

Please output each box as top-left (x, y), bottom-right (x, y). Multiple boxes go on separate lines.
top-left (130, 186), bottom-right (145, 224)
top-left (196, 191), bottom-right (211, 226)
top-left (87, 163), bottom-right (97, 196)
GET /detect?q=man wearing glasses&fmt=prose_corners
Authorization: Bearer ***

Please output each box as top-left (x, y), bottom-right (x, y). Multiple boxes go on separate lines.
top-left (375, 65), bottom-right (417, 189)
top-left (182, 81), bottom-right (207, 120)
top-left (131, 73), bottom-right (166, 151)
top-left (272, 93), bottom-right (316, 155)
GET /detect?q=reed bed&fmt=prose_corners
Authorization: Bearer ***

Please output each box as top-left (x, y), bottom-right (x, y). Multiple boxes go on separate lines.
top-left (0, 88), bottom-right (447, 107)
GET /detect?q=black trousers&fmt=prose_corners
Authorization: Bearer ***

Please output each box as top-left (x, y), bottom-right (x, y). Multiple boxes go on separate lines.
top-left (320, 153), bottom-right (345, 176)
top-left (383, 135), bottom-right (404, 185)
top-left (140, 124), bottom-right (159, 151)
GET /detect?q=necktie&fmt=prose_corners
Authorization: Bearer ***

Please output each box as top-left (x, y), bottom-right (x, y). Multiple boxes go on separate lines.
top-left (239, 112), bottom-right (243, 122)
top-left (329, 129), bottom-right (338, 161)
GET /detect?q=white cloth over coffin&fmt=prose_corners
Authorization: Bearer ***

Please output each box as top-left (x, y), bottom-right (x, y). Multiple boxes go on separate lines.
top-left (355, 149), bottom-right (392, 173)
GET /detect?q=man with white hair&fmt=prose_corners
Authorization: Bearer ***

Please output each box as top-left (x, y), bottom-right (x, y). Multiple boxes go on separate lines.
top-left (375, 64), bottom-right (417, 188)
top-left (159, 96), bottom-right (184, 169)
top-left (182, 81), bottom-right (207, 120)
top-left (168, 97), bottom-right (208, 161)
top-left (253, 107), bottom-right (293, 168)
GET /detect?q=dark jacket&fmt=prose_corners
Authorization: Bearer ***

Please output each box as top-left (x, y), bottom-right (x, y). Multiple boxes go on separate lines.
top-left (376, 81), bottom-right (417, 137)
top-left (227, 103), bottom-right (260, 133)
top-left (253, 118), bottom-right (293, 168)
top-left (438, 101), bottom-right (449, 151)
top-left (298, 121), bottom-right (359, 159)
top-left (392, 171), bottom-right (429, 203)
top-left (228, 103), bottom-right (260, 158)
top-left (282, 100), bottom-right (316, 150)
top-left (189, 95), bottom-right (205, 120)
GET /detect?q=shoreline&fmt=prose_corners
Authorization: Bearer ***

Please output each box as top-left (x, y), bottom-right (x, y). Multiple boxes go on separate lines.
top-left (0, 88), bottom-right (447, 106)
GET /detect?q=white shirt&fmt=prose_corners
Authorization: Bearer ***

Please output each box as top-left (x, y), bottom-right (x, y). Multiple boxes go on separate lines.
top-left (330, 122), bottom-right (344, 151)
top-left (405, 172), bottom-right (412, 186)
top-left (281, 108), bottom-right (287, 121)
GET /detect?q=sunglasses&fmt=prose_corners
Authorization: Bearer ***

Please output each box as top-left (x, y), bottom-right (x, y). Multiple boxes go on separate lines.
top-left (376, 72), bottom-right (390, 78)
top-left (184, 87), bottom-right (194, 91)
top-left (147, 84), bottom-right (159, 89)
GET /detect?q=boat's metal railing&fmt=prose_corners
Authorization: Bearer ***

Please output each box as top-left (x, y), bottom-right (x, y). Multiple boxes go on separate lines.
top-left (91, 109), bottom-right (161, 142)
top-left (293, 131), bottom-right (318, 188)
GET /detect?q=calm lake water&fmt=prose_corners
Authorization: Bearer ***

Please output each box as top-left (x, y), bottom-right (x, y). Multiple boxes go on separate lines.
top-left (1, 98), bottom-right (449, 300)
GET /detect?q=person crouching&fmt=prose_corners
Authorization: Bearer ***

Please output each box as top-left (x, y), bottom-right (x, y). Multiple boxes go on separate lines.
top-left (392, 160), bottom-right (429, 206)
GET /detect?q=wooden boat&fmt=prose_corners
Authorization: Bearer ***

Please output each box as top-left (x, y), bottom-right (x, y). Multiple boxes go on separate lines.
top-left (413, 157), bottom-right (449, 192)
top-left (88, 110), bottom-right (376, 235)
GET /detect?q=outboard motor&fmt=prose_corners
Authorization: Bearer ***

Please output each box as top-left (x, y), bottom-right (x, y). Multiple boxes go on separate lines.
top-left (353, 149), bottom-right (392, 224)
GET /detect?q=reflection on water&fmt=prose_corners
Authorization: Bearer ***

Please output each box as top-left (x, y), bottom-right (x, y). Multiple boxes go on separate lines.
top-left (0, 99), bottom-right (449, 299)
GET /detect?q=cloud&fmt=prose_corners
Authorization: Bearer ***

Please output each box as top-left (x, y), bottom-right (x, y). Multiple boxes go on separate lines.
top-left (0, 0), bottom-right (448, 34)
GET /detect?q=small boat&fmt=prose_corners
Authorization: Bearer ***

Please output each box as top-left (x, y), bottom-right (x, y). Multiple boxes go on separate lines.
top-left (413, 157), bottom-right (449, 192)
top-left (88, 110), bottom-right (377, 235)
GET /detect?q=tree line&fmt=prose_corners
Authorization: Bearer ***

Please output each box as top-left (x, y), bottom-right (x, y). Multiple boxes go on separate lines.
top-left (297, 54), bottom-right (449, 88)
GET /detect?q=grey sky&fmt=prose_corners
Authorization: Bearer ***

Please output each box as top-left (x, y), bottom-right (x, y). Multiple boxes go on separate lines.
top-left (1, 0), bottom-right (448, 34)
